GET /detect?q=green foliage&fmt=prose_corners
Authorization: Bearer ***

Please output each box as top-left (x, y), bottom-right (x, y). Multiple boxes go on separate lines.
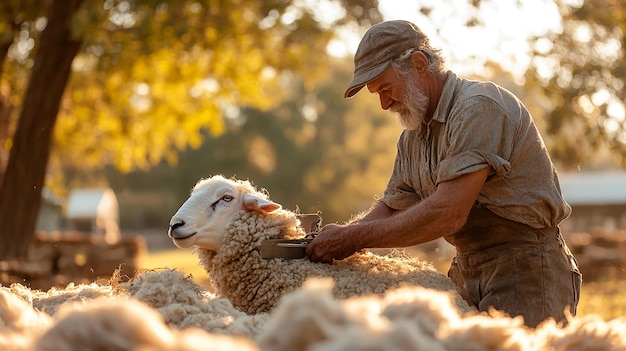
top-left (1, 0), bottom-right (381, 174)
top-left (526, 0), bottom-right (626, 169)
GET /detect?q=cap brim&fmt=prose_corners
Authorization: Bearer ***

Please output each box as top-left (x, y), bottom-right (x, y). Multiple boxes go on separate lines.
top-left (344, 61), bottom-right (391, 99)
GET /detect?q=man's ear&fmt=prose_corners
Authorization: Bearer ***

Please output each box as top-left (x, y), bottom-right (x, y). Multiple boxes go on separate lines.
top-left (410, 51), bottom-right (429, 74)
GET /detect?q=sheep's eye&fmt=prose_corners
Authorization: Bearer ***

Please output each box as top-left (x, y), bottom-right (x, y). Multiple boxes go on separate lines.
top-left (211, 194), bottom-right (234, 210)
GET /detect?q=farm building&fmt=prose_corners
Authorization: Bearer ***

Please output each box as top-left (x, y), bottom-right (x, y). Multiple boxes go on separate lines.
top-left (66, 188), bottom-right (121, 244)
top-left (558, 171), bottom-right (626, 278)
top-left (2, 188), bottom-right (143, 289)
top-left (559, 171), bottom-right (626, 234)
top-left (35, 188), bottom-right (65, 233)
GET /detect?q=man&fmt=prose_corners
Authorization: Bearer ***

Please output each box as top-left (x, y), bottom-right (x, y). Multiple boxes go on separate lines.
top-left (305, 20), bottom-right (582, 327)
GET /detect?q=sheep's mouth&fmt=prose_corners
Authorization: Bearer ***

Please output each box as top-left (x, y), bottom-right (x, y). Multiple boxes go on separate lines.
top-left (169, 231), bottom-right (197, 241)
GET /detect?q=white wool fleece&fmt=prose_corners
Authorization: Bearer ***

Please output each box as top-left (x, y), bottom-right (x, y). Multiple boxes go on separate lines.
top-left (123, 269), bottom-right (269, 339)
top-left (194, 209), bottom-right (473, 315)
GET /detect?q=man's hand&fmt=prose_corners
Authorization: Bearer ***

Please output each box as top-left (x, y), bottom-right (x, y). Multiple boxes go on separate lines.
top-left (306, 224), bottom-right (359, 263)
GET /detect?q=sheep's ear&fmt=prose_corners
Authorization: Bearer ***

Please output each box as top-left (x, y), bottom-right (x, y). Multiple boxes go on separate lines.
top-left (243, 193), bottom-right (282, 213)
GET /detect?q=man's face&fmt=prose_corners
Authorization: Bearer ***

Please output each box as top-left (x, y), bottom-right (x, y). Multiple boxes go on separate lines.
top-left (366, 66), bottom-right (429, 131)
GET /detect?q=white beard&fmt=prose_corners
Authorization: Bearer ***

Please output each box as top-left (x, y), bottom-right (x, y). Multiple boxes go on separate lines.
top-left (390, 78), bottom-right (429, 131)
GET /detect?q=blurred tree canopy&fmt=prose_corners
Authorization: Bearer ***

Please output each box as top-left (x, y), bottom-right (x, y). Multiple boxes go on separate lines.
top-left (526, 0), bottom-right (626, 169)
top-left (105, 59), bottom-right (402, 226)
top-left (0, 0), bottom-right (381, 259)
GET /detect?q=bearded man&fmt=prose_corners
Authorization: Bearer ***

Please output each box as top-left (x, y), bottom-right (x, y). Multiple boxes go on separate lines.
top-left (306, 20), bottom-right (581, 328)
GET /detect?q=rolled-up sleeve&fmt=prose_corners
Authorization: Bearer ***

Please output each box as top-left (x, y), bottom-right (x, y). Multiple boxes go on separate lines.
top-left (438, 150), bottom-right (510, 183)
top-left (436, 96), bottom-right (516, 184)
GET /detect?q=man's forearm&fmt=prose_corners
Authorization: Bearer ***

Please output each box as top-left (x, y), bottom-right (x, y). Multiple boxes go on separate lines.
top-left (351, 168), bottom-right (490, 250)
top-left (353, 201), bottom-right (396, 223)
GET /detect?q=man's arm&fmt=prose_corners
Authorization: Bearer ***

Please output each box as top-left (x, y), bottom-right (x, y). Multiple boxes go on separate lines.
top-left (352, 200), bottom-right (397, 223)
top-left (306, 167), bottom-right (490, 263)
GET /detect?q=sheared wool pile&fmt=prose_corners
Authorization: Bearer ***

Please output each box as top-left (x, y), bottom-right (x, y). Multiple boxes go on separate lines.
top-left (2, 270), bottom-right (626, 350)
top-left (8, 279), bottom-right (120, 315)
top-left (123, 268), bottom-right (269, 338)
top-left (257, 278), bottom-right (626, 351)
top-left (35, 297), bottom-right (258, 351)
top-left (1, 269), bottom-right (263, 350)
top-left (0, 287), bottom-right (51, 351)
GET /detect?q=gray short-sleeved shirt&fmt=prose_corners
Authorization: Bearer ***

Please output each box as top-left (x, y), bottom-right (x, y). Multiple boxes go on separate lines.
top-left (381, 72), bottom-right (571, 229)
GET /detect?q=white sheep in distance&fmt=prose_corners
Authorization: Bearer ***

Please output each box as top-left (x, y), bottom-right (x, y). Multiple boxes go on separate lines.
top-left (168, 175), bottom-right (473, 315)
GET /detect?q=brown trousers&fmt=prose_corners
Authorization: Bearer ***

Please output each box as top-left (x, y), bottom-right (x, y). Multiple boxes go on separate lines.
top-left (445, 207), bottom-right (582, 328)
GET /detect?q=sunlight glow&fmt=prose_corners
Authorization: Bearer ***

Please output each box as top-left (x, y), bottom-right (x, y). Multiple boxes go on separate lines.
top-left (329, 0), bottom-right (562, 80)
top-left (606, 99), bottom-right (626, 144)
top-left (130, 83), bottom-right (152, 113)
top-left (591, 89), bottom-right (611, 106)
top-left (281, 5), bottom-right (303, 26)
top-left (608, 100), bottom-right (625, 120)
top-left (577, 95), bottom-right (595, 116)
top-left (299, 0), bottom-right (345, 28)
top-left (381, 0), bottom-right (562, 78)
top-left (190, 78), bottom-right (219, 98)
top-left (573, 23), bottom-right (592, 43)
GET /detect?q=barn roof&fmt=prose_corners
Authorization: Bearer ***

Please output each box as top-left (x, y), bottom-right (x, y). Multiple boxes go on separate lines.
top-left (559, 171), bottom-right (626, 205)
top-left (66, 188), bottom-right (118, 219)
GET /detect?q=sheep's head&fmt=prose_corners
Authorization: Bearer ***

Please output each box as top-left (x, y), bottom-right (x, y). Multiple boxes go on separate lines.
top-left (168, 175), bottom-right (281, 251)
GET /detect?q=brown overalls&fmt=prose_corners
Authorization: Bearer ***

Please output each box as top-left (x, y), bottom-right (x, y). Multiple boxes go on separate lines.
top-left (446, 207), bottom-right (582, 328)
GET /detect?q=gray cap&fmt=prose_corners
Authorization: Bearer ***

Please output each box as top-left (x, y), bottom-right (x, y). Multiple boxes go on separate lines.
top-left (344, 20), bottom-right (426, 98)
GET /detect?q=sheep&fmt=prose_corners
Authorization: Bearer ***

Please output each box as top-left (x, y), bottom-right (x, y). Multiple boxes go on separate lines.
top-left (168, 175), bottom-right (473, 315)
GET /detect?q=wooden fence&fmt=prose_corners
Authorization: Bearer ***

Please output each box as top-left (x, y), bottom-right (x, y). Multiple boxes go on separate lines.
top-left (566, 228), bottom-right (626, 280)
top-left (0, 231), bottom-right (145, 290)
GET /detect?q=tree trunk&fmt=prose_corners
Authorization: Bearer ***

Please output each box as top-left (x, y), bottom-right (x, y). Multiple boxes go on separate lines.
top-left (0, 0), bottom-right (83, 260)
top-left (0, 82), bottom-right (14, 181)
top-left (0, 23), bottom-right (16, 182)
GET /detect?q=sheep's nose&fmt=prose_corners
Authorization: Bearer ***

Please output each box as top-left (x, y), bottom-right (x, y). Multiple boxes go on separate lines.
top-left (168, 221), bottom-right (185, 237)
